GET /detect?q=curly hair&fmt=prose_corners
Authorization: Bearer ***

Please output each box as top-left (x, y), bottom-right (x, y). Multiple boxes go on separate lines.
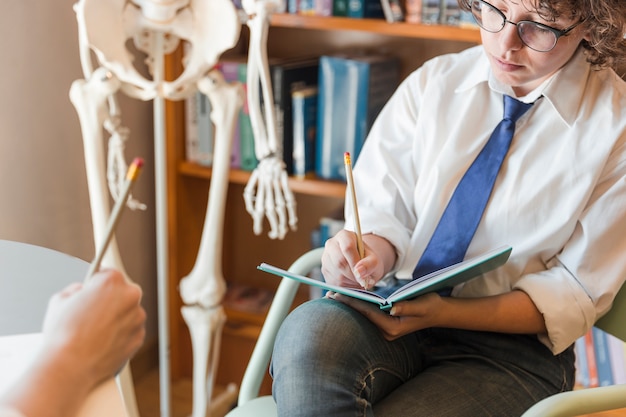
top-left (458, 0), bottom-right (626, 69)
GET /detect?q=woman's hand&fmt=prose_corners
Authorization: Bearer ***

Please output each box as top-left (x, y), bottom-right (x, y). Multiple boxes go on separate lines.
top-left (321, 231), bottom-right (396, 290)
top-left (330, 292), bottom-right (443, 340)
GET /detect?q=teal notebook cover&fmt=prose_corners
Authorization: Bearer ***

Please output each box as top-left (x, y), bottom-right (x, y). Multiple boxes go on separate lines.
top-left (258, 245), bottom-right (512, 310)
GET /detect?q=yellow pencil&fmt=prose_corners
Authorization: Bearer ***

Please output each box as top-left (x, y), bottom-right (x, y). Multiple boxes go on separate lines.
top-left (84, 157), bottom-right (144, 281)
top-left (344, 152), bottom-right (364, 259)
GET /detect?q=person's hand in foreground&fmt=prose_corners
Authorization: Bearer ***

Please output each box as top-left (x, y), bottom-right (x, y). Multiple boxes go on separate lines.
top-left (0, 269), bottom-right (146, 417)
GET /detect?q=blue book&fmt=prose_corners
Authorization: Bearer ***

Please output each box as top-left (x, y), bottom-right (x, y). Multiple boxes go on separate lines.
top-left (592, 327), bottom-right (614, 387)
top-left (347, 0), bottom-right (385, 18)
top-left (315, 54), bottom-right (400, 181)
top-left (574, 335), bottom-right (590, 388)
top-left (292, 86), bottom-right (318, 178)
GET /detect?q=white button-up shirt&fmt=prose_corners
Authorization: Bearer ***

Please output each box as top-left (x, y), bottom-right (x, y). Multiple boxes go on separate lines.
top-left (348, 45), bottom-right (626, 354)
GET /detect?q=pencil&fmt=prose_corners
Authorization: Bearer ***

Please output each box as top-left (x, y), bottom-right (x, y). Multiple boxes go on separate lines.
top-left (84, 157), bottom-right (144, 281)
top-left (344, 152), bottom-right (365, 259)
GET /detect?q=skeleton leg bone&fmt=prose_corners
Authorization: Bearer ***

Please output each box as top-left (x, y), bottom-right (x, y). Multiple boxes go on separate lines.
top-left (70, 68), bottom-right (141, 417)
top-left (179, 71), bottom-right (244, 308)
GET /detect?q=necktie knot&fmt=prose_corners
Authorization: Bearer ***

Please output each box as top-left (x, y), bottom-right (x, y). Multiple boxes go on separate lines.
top-left (503, 95), bottom-right (533, 123)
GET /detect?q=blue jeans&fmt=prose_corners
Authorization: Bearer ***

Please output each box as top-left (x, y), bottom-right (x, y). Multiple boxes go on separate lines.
top-left (270, 298), bottom-right (575, 417)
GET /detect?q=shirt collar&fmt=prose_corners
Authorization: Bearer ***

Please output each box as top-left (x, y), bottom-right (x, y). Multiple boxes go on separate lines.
top-left (455, 47), bottom-right (591, 126)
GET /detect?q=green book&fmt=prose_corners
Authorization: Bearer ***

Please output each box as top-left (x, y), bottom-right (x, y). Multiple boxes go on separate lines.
top-left (258, 245), bottom-right (512, 311)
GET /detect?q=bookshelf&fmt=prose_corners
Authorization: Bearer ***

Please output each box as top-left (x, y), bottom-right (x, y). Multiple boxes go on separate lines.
top-left (164, 15), bottom-right (481, 392)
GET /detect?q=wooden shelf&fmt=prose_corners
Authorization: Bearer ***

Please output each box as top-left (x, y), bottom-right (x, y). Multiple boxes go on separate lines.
top-left (270, 14), bottom-right (482, 44)
top-left (179, 161), bottom-right (346, 199)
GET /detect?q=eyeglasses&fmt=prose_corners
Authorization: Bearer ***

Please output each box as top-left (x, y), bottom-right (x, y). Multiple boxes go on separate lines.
top-left (470, 0), bottom-right (584, 52)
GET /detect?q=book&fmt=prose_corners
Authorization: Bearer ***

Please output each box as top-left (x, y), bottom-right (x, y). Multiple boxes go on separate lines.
top-left (185, 90), bottom-right (200, 163)
top-left (440, 0), bottom-right (461, 25)
top-left (259, 245), bottom-right (512, 311)
top-left (405, 0), bottom-right (422, 22)
top-left (585, 329), bottom-right (600, 388)
top-left (217, 59), bottom-right (244, 168)
top-left (381, 0), bottom-right (404, 22)
top-left (607, 333), bottom-right (626, 384)
top-left (333, 0), bottom-right (349, 16)
top-left (268, 57), bottom-right (320, 175)
top-left (237, 62), bottom-right (258, 171)
top-left (574, 335), bottom-right (590, 388)
top-left (592, 327), bottom-right (614, 386)
top-left (347, 0), bottom-right (385, 18)
top-left (422, 0), bottom-right (440, 24)
top-left (316, 54), bottom-right (400, 181)
top-left (292, 86), bottom-right (318, 178)
top-left (195, 91), bottom-right (215, 167)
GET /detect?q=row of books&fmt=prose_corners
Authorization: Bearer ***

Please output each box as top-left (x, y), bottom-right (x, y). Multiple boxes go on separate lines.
top-left (403, 0), bottom-right (477, 26)
top-left (185, 58), bottom-right (258, 171)
top-left (186, 53), bottom-right (401, 182)
top-left (574, 327), bottom-right (626, 388)
top-left (288, 0), bottom-right (385, 19)
top-left (283, 0), bottom-right (478, 27)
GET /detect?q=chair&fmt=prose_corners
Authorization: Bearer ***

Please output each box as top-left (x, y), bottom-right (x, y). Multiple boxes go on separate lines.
top-left (226, 246), bottom-right (626, 417)
top-left (522, 280), bottom-right (626, 417)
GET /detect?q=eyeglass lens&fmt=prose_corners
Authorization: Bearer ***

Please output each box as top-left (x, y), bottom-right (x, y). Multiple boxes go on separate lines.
top-left (471, 0), bottom-right (558, 52)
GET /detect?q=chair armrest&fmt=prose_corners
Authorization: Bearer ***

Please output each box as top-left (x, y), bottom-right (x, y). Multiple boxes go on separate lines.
top-left (521, 384), bottom-right (626, 417)
top-left (237, 247), bottom-right (324, 405)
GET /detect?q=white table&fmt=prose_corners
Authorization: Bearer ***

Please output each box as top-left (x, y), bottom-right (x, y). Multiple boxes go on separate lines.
top-left (0, 240), bottom-right (87, 336)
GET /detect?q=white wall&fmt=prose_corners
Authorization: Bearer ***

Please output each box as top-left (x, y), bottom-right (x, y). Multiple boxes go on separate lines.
top-left (0, 1), bottom-right (158, 343)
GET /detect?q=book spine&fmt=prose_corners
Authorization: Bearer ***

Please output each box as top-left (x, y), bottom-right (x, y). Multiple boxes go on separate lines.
top-left (292, 86), bottom-right (318, 178)
top-left (272, 59), bottom-right (319, 175)
top-left (440, 0), bottom-right (460, 25)
top-left (315, 0), bottom-right (333, 15)
top-left (607, 333), bottom-right (626, 384)
top-left (585, 329), bottom-right (600, 387)
top-left (185, 91), bottom-right (200, 164)
top-left (574, 336), bottom-right (590, 388)
top-left (218, 60), bottom-right (243, 168)
top-left (592, 327), bottom-right (614, 386)
top-left (405, 0), bottom-right (422, 22)
top-left (298, 0), bottom-right (316, 14)
top-left (421, 0), bottom-right (440, 24)
top-left (195, 91), bottom-right (214, 167)
top-left (380, 0), bottom-right (404, 22)
top-left (288, 0), bottom-right (299, 13)
top-left (237, 63), bottom-right (258, 171)
top-left (316, 55), bottom-right (399, 180)
top-left (333, 0), bottom-right (349, 16)
top-left (347, 0), bottom-right (384, 18)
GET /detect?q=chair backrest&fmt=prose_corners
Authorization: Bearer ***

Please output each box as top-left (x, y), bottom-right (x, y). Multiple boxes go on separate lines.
top-left (595, 281), bottom-right (626, 342)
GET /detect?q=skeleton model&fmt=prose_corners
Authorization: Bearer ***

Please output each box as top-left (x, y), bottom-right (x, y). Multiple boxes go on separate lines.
top-left (69, 0), bottom-right (297, 416)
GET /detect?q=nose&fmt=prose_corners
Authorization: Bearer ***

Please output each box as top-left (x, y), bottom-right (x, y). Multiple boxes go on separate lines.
top-left (500, 19), bottom-right (524, 51)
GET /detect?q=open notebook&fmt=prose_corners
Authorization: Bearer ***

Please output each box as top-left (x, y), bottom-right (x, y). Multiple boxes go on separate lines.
top-left (259, 245), bottom-right (512, 310)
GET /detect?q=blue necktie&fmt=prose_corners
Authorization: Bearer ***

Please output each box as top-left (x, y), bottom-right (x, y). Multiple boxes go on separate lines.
top-left (412, 95), bottom-right (533, 284)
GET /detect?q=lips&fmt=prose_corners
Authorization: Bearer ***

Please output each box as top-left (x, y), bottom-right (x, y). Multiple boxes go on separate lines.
top-left (494, 56), bottom-right (524, 71)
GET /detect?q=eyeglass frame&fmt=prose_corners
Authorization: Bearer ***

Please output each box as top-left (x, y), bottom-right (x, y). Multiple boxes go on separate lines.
top-left (470, 0), bottom-right (585, 52)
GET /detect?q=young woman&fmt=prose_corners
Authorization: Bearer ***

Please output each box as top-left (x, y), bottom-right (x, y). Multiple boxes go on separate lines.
top-left (270, 0), bottom-right (626, 415)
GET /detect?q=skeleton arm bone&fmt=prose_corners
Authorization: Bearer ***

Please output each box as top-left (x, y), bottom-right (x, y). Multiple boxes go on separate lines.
top-left (240, 0), bottom-right (298, 239)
